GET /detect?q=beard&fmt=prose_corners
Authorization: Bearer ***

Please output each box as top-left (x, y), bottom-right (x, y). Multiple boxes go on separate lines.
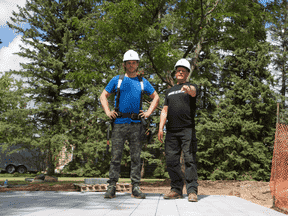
top-left (125, 66), bottom-right (138, 73)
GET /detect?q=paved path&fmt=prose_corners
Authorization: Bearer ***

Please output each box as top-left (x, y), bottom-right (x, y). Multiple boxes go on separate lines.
top-left (0, 191), bottom-right (285, 216)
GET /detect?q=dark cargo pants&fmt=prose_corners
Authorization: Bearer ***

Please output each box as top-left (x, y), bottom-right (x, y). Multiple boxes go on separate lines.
top-left (107, 122), bottom-right (143, 186)
top-left (165, 127), bottom-right (198, 195)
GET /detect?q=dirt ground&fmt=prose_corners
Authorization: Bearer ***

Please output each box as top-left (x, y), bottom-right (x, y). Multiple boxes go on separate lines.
top-left (0, 179), bottom-right (287, 215)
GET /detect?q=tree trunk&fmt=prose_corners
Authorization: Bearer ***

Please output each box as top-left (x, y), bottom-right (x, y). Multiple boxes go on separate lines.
top-left (47, 143), bottom-right (55, 176)
top-left (141, 159), bottom-right (145, 178)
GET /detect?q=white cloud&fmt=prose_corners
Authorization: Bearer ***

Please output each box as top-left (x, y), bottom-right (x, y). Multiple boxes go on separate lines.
top-left (0, 35), bottom-right (33, 77)
top-left (0, 0), bottom-right (27, 26)
top-left (0, 34), bottom-right (36, 108)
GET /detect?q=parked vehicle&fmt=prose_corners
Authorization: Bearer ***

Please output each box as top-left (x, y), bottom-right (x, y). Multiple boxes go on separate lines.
top-left (0, 144), bottom-right (48, 174)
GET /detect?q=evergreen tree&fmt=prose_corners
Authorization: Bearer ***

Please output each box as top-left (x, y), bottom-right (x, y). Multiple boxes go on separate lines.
top-left (193, 0), bottom-right (279, 180)
top-left (0, 73), bottom-right (24, 145)
top-left (0, 72), bottom-right (44, 169)
top-left (197, 42), bottom-right (278, 182)
top-left (6, 0), bottom-right (101, 176)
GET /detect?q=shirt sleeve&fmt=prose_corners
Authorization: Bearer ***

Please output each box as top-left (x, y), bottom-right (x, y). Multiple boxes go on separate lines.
top-left (105, 75), bottom-right (118, 94)
top-left (192, 84), bottom-right (199, 97)
top-left (188, 83), bottom-right (199, 97)
top-left (143, 77), bottom-right (155, 96)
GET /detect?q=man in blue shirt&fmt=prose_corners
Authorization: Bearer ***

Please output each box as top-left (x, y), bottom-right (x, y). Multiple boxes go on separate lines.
top-left (100, 50), bottom-right (159, 199)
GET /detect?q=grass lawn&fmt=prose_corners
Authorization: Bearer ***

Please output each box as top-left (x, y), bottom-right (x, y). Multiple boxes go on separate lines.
top-left (0, 176), bottom-right (165, 186)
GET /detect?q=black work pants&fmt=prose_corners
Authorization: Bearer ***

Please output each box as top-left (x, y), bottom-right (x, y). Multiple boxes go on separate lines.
top-left (108, 123), bottom-right (143, 186)
top-left (165, 127), bottom-right (198, 195)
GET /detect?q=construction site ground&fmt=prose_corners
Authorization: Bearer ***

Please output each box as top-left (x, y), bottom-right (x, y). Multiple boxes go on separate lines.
top-left (0, 178), bottom-right (288, 215)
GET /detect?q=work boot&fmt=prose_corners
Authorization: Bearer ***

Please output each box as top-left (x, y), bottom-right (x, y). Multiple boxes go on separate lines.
top-left (188, 193), bottom-right (198, 202)
top-left (104, 185), bottom-right (116, 198)
top-left (163, 190), bottom-right (183, 199)
top-left (131, 184), bottom-right (146, 199)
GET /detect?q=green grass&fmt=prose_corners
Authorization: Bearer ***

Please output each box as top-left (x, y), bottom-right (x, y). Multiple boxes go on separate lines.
top-left (0, 173), bottom-right (165, 186)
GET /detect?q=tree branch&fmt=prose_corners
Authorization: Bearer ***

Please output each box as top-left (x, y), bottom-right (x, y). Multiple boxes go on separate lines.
top-left (204, 0), bottom-right (220, 18)
top-left (145, 45), bottom-right (174, 88)
top-left (185, 0), bottom-right (220, 82)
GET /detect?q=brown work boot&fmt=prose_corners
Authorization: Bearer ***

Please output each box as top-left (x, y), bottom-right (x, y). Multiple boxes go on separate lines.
top-left (188, 193), bottom-right (198, 202)
top-left (104, 185), bottom-right (116, 199)
top-left (131, 185), bottom-right (146, 199)
top-left (163, 190), bottom-right (183, 199)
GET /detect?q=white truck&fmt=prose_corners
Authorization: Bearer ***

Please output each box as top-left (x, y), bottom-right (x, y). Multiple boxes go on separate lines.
top-left (0, 144), bottom-right (48, 174)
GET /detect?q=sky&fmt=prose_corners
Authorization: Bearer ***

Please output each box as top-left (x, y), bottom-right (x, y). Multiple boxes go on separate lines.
top-left (0, 0), bottom-right (287, 110)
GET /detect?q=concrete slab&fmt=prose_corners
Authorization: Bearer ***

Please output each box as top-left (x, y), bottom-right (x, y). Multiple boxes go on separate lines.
top-left (0, 191), bottom-right (285, 216)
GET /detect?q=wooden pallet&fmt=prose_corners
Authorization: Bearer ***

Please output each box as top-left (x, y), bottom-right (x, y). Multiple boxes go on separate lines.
top-left (73, 183), bottom-right (131, 192)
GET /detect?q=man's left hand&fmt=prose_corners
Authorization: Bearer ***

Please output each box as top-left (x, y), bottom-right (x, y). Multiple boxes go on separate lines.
top-left (139, 110), bottom-right (150, 119)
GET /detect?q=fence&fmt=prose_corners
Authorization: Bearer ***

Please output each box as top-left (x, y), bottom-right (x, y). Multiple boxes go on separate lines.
top-left (269, 103), bottom-right (288, 211)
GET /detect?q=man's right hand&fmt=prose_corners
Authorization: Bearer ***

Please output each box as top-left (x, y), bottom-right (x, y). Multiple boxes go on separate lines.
top-left (158, 129), bottom-right (164, 143)
top-left (107, 110), bottom-right (118, 119)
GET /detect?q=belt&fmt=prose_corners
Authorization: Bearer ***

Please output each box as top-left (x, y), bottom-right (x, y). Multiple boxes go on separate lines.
top-left (116, 112), bottom-right (141, 120)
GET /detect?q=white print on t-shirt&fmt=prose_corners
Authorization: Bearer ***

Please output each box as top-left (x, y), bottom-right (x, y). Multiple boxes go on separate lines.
top-left (167, 90), bottom-right (184, 97)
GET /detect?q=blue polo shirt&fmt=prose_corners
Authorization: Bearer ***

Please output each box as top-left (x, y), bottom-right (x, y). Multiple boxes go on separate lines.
top-left (105, 75), bottom-right (155, 124)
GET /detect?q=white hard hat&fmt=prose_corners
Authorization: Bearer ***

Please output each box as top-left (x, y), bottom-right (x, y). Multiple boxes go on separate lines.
top-left (174, 59), bottom-right (191, 72)
top-left (123, 50), bottom-right (140, 62)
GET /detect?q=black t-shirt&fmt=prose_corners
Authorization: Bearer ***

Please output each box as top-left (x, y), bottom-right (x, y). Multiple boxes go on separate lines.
top-left (164, 82), bottom-right (199, 130)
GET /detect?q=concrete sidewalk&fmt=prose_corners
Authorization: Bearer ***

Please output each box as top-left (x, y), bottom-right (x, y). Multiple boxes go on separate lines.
top-left (0, 191), bottom-right (285, 216)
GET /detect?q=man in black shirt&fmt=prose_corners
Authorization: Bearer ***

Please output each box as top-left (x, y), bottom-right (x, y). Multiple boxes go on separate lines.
top-left (158, 58), bottom-right (199, 202)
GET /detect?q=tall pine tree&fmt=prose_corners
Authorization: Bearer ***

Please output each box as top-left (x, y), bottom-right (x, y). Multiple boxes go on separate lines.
top-left (198, 42), bottom-right (278, 182)
top-left (194, 0), bottom-right (279, 181)
top-left (6, 0), bottom-right (105, 176)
